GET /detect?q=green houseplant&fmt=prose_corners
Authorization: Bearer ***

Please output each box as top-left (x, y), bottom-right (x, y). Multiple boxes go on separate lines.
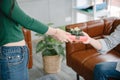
top-left (36, 34), bottom-right (65, 57)
top-left (35, 24), bottom-right (65, 73)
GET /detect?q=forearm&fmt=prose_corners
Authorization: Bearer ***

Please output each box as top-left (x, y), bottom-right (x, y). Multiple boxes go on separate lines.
top-left (89, 38), bottom-right (102, 50)
top-left (82, 32), bottom-right (102, 50)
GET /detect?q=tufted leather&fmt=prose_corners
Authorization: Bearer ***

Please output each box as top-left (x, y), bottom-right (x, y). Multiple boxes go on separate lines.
top-left (22, 28), bottom-right (33, 69)
top-left (66, 17), bottom-right (120, 80)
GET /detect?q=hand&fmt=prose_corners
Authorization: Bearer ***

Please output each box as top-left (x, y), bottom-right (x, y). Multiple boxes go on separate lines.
top-left (52, 28), bottom-right (73, 43)
top-left (82, 32), bottom-right (92, 44)
top-left (46, 27), bottom-right (74, 43)
top-left (67, 34), bottom-right (88, 42)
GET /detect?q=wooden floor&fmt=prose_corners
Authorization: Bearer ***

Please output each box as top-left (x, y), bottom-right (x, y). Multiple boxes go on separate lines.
top-left (28, 40), bottom-right (84, 80)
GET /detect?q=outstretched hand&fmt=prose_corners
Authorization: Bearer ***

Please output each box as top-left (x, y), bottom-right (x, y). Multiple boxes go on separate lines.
top-left (81, 32), bottom-right (92, 44)
top-left (46, 27), bottom-right (91, 43)
top-left (52, 28), bottom-right (74, 43)
top-left (67, 34), bottom-right (88, 42)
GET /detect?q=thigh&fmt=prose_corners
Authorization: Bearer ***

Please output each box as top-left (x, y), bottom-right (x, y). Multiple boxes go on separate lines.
top-left (0, 46), bottom-right (29, 80)
top-left (95, 62), bottom-right (120, 79)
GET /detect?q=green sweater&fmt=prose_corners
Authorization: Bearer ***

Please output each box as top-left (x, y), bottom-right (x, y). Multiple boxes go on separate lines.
top-left (0, 0), bottom-right (48, 46)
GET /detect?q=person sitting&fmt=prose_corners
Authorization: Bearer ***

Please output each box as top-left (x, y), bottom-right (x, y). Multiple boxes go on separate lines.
top-left (80, 24), bottom-right (120, 80)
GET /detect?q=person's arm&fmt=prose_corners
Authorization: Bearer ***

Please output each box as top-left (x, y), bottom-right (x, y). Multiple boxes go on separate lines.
top-left (0, 0), bottom-right (73, 43)
top-left (88, 38), bottom-right (102, 50)
top-left (82, 25), bottom-right (120, 54)
top-left (0, 0), bottom-right (48, 34)
top-left (82, 32), bottom-right (102, 50)
top-left (45, 27), bottom-right (73, 43)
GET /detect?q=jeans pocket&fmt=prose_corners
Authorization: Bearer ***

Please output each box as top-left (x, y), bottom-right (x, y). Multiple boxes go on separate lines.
top-left (7, 52), bottom-right (24, 66)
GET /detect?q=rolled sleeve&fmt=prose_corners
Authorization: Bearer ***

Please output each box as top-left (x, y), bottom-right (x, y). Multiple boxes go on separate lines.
top-left (97, 25), bottom-right (120, 54)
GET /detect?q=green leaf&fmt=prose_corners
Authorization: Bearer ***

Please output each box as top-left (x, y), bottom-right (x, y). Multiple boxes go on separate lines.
top-left (36, 40), bottom-right (45, 53)
top-left (42, 49), bottom-right (57, 56)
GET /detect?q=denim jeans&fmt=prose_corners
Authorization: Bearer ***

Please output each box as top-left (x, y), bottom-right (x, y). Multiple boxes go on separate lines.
top-left (0, 46), bottom-right (29, 80)
top-left (94, 62), bottom-right (120, 80)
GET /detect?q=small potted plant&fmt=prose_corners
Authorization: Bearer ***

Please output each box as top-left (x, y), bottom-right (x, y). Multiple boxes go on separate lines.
top-left (70, 27), bottom-right (84, 36)
top-left (35, 26), bottom-right (65, 73)
top-left (69, 27), bottom-right (87, 42)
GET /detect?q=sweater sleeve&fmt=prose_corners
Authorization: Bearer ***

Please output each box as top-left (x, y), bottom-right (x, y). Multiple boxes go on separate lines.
top-left (97, 25), bottom-right (120, 54)
top-left (0, 0), bottom-right (48, 34)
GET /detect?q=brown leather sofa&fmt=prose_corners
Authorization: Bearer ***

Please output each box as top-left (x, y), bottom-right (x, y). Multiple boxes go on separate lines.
top-left (66, 17), bottom-right (120, 80)
top-left (22, 28), bottom-right (33, 69)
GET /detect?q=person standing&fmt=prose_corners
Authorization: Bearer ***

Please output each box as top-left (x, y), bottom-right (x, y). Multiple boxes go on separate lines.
top-left (0, 0), bottom-right (73, 80)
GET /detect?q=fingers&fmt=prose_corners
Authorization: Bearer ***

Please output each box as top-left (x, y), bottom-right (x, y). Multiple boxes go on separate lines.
top-left (61, 39), bottom-right (69, 43)
top-left (66, 32), bottom-right (71, 35)
top-left (51, 28), bottom-right (75, 43)
top-left (65, 32), bottom-right (75, 43)
top-left (65, 36), bottom-right (73, 43)
top-left (59, 33), bottom-right (73, 43)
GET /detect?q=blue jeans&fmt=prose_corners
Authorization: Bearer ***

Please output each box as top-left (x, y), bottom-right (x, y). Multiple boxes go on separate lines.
top-left (0, 46), bottom-right (29, 80)
top-left (94, 62), bottom-right (120, 80)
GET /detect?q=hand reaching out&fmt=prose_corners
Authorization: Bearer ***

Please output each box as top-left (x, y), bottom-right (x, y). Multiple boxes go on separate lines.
top-left (81, 32), bottom-right (102, 50)
top-left (46, 27), bottom-right (74, 43)
top-left (52, 28), bottom-right (73, 43)
top-left (81, 32), bottom-right (92, 44)
top-left (67, 34), bottom-right (88, 42)
top-left (46, 27), bottom-right (91, 43)
top-left (66, 31), bottom-right (89, 43)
